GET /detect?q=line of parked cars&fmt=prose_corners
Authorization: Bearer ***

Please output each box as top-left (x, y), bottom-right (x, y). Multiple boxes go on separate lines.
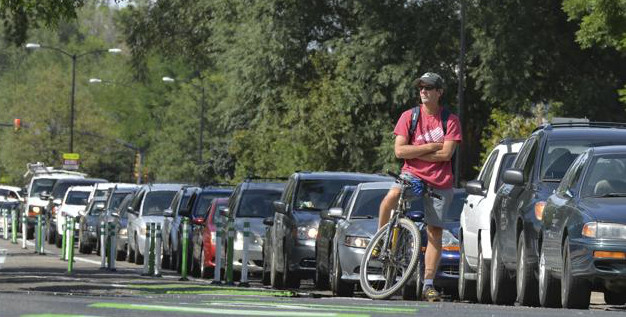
top-left (459, 122), bottom-right (626, 309)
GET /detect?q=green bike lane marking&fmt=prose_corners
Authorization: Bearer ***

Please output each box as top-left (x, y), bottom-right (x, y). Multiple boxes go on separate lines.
top-left (21, 315), bottom-right (101, 317)
top-left (89, 302), bottom-right (369, 317)
top-left (124, 283), bottom-right (295, 297)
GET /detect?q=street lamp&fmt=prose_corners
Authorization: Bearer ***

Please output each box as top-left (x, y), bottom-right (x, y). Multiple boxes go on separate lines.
top-left (25, 43), bottom-right (122, 153)
top-left (162, 76), bottom-right (206, 165)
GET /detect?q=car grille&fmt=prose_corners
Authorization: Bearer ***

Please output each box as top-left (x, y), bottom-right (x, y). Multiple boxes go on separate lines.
top-left (440, 265), bottom-right (459, 275)
top-left (299, 258), bottom-right (316, 268)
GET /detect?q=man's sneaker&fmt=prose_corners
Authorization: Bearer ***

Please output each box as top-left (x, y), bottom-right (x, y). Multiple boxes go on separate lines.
top-left (422, 286), bottom-right (441, 302)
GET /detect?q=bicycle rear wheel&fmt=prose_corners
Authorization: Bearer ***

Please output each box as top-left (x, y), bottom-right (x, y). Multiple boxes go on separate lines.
top-left (359, 218), bottom-right (421, 299)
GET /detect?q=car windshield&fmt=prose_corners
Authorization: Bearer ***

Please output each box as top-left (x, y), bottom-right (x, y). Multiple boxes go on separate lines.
top-left (582, 154), bottom-right (626, 198)
top-left (350, 189), bottom-right (388, 218)
top-left (108, 192), bottom-right (132, 212)
top-left (295, 179), bottom-right (364, 211)
top-left (65, 191), bottom-right (90, 206)
top-left (236, 190), bottom-right (282, 218)
top-left (31, 178), bottom-right (57, 197)
top-left (142, 191), bottom-right (176, 216)
top-left (192, 192), bottom-right (231, 218)
top-left (94, 189), bottom-right (108, 198)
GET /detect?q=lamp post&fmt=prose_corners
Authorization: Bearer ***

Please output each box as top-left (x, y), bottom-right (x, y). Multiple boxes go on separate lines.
top-left (25, 43), bottom-right (122, 153)
top-left (162, 76), bottom-right (206, 165)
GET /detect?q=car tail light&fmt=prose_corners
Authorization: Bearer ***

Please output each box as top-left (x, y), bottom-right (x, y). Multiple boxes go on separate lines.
top-left (534, 201), bottom-right (546, 221)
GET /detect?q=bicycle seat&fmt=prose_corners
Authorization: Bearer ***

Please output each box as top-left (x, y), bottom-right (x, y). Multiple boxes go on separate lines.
top-left (407, 210), bottom-right (424, 222)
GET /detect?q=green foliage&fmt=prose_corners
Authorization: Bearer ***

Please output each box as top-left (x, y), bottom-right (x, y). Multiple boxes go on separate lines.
top-left (563, 0), bottom-right (626, 51)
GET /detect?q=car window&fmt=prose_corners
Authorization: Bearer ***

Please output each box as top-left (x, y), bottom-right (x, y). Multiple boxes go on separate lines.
top-left (522, 139), bottom-right (538, 182)
top-left (211, 201), bottom-right (229, 221)
top-left (31, 178), bottom-right (57, 197)
top-left (65, 191), bottom-right (90, 206)
top-left (116, 195), bottom-right (134, 219)
top-left (479, 149), bottom-right (499, 192)
top-left (108, 192), bottom-right (132, 212)
top-left (88, 201), bottom-right (106, 215)
top-left (236, 190), bottom-right (283, 218)
top-left (513, 138), bottom-right (535, 170)
top-left (581, 154), bottom-right (626, 197)
top-left (282, 178), bottom-right (296, 206)
top-left (94, 189), bottom-right (108, 198)
top-left (295, 179), bottom-right (364, 211)
top-left (142, 191), bottom-right (176, 216)
top-left (193, 192), bottom-right (231, 217)
top-left (350, 189), bottom-right (388, 218)
top-left (495, 153), bottom-right (518, 192)
top-left (540, 140), bottom-right (590, 181)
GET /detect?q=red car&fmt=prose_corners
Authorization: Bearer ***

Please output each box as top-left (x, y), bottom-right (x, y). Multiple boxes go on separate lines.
top-left (191, 197), bottom-right (229, 278)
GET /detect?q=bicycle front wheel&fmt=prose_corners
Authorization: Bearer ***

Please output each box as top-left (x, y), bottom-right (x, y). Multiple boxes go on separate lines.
top-left (359, 218), bottom-right (421, 299)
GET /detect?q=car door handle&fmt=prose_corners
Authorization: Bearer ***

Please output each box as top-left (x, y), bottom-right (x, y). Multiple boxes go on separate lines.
top-left (469, 203), bottom-right (474, 208)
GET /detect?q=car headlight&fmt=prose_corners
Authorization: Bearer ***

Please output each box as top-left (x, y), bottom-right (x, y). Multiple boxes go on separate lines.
top-left (32, 206), bottom-right (41, 214)
top-left (118, 228), bottom-right (127, 236)
top-left (582, 222), bottom-right (626, 239)
top-left (87, 225), bottom-right (96, 232)
top-left (344, 236), bottom-right (370, 248)
top-left (442, 229), bottom-right (460, 251)
top-left (297, 226), bottom-right (318, 240)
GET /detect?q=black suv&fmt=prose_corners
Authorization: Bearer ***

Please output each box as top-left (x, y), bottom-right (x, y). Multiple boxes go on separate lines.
top-left (264, 171), bottom-right (392, 289)
top-left (490, 123), bottom-right (626, 306)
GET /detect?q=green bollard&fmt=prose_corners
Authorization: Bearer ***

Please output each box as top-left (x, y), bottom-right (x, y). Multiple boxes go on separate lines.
top-left (60, 222), bottom-right (67, 260)
top-left (179, 218), bottom-right (189, 281)
top-left (11, 208), bottom-right (18, 244)
top-left (226, 217), bottom-right (235, 285)
top-left (67, 217), bottom-right (75, 274)
top-left (35, 214), bottom-right (42, 254)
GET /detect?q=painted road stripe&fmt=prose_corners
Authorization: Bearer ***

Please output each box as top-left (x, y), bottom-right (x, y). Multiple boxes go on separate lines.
top-left (0, 249), bottom-right (6, 269)
top-left (25, 241), bottom-right (101, 265)
top-left (207, 301), bottom-right (418, 314)
top-left (22, 315), bottom-right (102, 317)
top-left (90, 302), bottom-right (369, 317)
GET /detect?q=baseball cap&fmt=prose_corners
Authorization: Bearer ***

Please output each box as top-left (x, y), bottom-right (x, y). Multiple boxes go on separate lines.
top-left (415, 72), bottom-right (444, 89)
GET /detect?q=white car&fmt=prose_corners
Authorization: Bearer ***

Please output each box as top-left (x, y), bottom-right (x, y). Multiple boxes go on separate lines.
top-left (0, 185), bottom-right (24, 202)
top-left (458, 138), bottom-right (523, 303)
top-left (55, 185), bottom-right (94, 243)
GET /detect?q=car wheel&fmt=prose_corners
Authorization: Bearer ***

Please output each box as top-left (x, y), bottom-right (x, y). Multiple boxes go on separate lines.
top-left (27, 227), bottom-right (34, 240)
top-left (270, 246), bottom-right (283, 289)
top-left (458, 238), bottom-right (477, 302)
top-left (331, 253), bottom-right (353, 297)
top-left (561, 238), bottom-right (590, 309)
top-left (262, 253), bottom-right (271, 286)
top-left (538, 246), bottom-right (560, 307)
top-left (604, 290), bottom-right (626, 305)
top-left (161, 242), bottom-right (170, 269)
top-left (476, 241), bottom-right (492, 304)
top-left (127, 237), bottom-right (135, 263)
top-left (490, 231), bottom-right (516, 305)
top-left (116, 248), bottom-right (126, 261)
top-left (135, 235), bottom-right (144, 265)
top-left (283, 251), bottom-right (300, 289)
top-left (314, 247), bottom-right (330, 290)
top-left (516, 233), bottom-right (539, 306)
top-left (47, 225), bottom-right (56, 245)
top-left (78, 233), bottom-right (90, 254)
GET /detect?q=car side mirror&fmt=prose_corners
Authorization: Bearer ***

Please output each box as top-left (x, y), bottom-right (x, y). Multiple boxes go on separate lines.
top-left (263, 216), bottom-right (274, 226)
top-left (127, 206), bottom-right (134, 213)
top-left (163, 208), bottom-right (174, 218)
top-left (503, 169), bottom-right (525, 186)
top-left (53, 198), bottom-right (62, 205)
top-left (465, 180), bottom-right (486, 196)
top-left (328, 207), bottom-right (344, 218)
top-left (219, 207), bottom-right (229, 218)
top-left (273, 201), bottom-right (287, 214)
top-left (565, 189), bottom-right (574, 198)
top-left (111, 212), bottom-right (120, 218)
top-left (39, 191), bottom-right (50, 200)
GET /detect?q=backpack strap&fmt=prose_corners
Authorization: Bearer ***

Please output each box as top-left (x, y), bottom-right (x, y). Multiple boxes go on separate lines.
top-left (408, 106), bottom-right (420, 144)
top-left (441, 108), bottom-right (450, 135)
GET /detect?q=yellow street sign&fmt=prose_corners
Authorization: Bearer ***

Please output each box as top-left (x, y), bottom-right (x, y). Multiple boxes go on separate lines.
top-left (62, 153), bottom-right (80, 160)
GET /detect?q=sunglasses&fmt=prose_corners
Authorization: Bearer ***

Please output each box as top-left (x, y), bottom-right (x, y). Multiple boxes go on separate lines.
top-left (418, 85), bottom-right (436, 91)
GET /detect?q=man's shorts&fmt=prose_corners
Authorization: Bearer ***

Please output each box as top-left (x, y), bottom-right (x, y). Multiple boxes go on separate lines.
top-left (391, 172), bottom-right (454, 228)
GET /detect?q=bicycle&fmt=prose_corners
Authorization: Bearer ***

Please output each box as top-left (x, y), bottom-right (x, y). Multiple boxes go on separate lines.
top-left (359, 171), bottom-right (438, 299)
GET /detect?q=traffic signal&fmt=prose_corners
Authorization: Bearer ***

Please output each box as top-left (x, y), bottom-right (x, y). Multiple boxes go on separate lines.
top-left (13, 118), bottom-right (20, 132)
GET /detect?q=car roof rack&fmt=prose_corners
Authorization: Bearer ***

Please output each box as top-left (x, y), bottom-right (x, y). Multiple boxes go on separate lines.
top-left (533, 121), bottom-right (626, 133)
top-left (23, 162), bottom-right (87, 178)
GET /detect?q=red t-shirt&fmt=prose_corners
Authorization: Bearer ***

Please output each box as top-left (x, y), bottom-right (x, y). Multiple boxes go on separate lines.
top-left (393, 105), bottom-right (462, 189)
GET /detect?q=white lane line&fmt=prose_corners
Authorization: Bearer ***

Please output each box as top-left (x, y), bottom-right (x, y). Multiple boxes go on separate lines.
top-left (25, 241), bottom-right (101, 265)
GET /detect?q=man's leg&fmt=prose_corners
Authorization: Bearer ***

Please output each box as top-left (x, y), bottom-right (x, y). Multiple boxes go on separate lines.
top-left (424, 225), bottom-right (443, 280)
top-left (378, 188), bottom-right (400, 229)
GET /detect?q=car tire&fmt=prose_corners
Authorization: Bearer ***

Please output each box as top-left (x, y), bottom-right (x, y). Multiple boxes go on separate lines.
top-left (331, 253), bottom-right (353, 297)
top-left (604, 290), bottom-right (626, 305)
top-left (458, 238), bottom-right (477, 302)
top-left (476, 242), bottom-right (492, 304)
top-left (538, 246), bottom-right (560, 307)
top-left (561, 238), bottom-right (591, 309)
top-left (135, 235), bottom-right (144, 265)
top-left (127, 238), bottom-right (135, 263)
top-left (55, 233), bottom-right (63, 248)
top-left (490, 231), bottom-right (516, 305)
top-left (262, 257), bottom-right (271, 286)
top-left (401, 280), bottom-right (417, 300)
top-left (27, 227), bottom-right (34, 240)
top-left (116, 248), bottom-right (126, 261)
top-left (78, 234), bottom-right (91, 254)
top-left (47, 225), bottom-right (56, 245)
top-left (516, 233), bottom-right (539, 306)
top-left (270, 247), bottom-right (284, 289)
top-left (314, 246), bottom-right (330, 290)
top-left (162, 243), bottom-right (171, 269)
top-left (283, 251), bottom-right (300, 289)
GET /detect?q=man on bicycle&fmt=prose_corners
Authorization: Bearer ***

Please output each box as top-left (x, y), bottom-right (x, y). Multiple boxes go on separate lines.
top-left (378, 72), bottom-right (462, 302)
